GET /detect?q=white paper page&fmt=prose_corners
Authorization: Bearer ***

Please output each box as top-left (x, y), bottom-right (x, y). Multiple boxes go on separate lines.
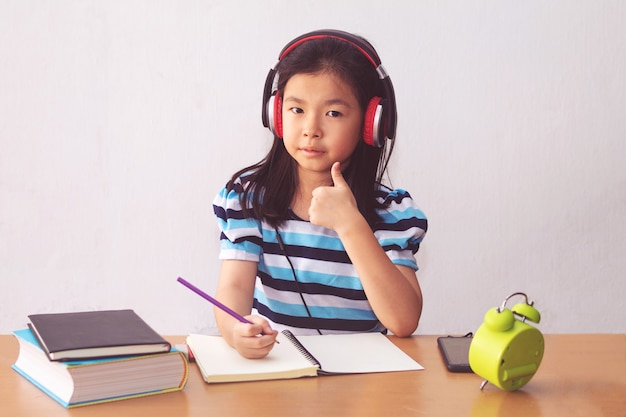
top-left (186, 333), bottom-right (318, 382)
top-left (295, 332), bottom-right (424, 374)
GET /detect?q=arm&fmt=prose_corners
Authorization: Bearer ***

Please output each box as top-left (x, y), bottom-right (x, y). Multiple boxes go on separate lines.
top-left (215, 259), bottom-right (279, 358)
top-left (309, 162), bottom-right (423, 337)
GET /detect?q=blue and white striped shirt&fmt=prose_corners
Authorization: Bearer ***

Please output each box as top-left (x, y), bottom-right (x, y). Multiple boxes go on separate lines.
top-left (213, 175), bottom-right (427, 336)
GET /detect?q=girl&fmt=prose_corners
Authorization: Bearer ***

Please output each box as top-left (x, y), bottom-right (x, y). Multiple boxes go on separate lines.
top-left (213, 30), bottom-right (428, 359)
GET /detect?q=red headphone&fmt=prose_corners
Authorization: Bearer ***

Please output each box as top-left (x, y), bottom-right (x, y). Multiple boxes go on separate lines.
top-left (261, 30), bottom-right (397, 148)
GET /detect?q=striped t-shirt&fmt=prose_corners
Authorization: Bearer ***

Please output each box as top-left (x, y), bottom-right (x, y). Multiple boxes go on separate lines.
top-left (213, 175), bottom-right (428, 336)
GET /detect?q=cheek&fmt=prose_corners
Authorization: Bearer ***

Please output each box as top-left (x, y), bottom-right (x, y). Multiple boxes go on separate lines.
top-left (280, 111), bottom-right (298, 139)
top-left (280, 120), bottom-right (299, 154)
top-left (339, 120), bottom-right (363, 148)
top-left (281, 125), bottom-right (297, 150)
top-left (331, 128), bottom-right (362, 157)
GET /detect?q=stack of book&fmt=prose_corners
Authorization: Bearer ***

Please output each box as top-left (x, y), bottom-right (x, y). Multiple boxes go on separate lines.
top-left (12, 309), bottom-right (188, 408)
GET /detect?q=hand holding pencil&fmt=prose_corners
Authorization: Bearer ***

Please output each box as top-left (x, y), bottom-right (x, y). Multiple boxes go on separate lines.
top-left (177, 277), bottom-right (279, 358)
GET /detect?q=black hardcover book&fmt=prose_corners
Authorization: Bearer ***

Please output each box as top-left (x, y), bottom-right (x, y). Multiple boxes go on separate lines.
top-left (28, 309), bottom-right (171, 361)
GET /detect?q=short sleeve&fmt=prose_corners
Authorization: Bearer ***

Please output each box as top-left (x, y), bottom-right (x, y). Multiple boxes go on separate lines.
top-left (375, 188), bottom-right (428, 270)
top-left (212, 178), bottom-right (263, 262)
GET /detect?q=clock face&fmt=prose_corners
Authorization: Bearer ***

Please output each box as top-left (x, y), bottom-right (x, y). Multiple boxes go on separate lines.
top-left (469, 320), bottom-right (544, 391)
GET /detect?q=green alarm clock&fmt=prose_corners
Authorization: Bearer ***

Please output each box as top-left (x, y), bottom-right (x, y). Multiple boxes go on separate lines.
top-left (468, 292), bottom-right (544, 391)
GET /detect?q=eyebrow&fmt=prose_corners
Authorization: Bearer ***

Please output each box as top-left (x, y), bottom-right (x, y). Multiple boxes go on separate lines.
top-left (282, 96), bottom-right (353, 108)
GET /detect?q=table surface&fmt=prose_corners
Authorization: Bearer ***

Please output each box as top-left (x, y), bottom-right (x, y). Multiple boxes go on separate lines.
top-left (1, 333), bottom-right (624, 417)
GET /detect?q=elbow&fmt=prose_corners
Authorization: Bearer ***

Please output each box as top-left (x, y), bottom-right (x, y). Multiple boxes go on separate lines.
top-left (389, 324), bottom-right (418, 338)
top-left (385, 316), bottom-right (420, 338)
top-left (392, 329), bottom-right (415, 338)
top-left (378, 286), bottom-right (423, 337)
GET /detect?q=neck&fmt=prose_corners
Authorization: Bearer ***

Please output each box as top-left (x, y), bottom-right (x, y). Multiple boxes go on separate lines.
top-left (290, 169), bottom-right (332, 220)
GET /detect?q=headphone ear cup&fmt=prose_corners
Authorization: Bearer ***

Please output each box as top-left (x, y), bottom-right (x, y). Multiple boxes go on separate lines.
top-left (484, 307), bottom-right (515, 332)
top-left (273, 93), bottom-right (283, 138)
top-left (363, 97), bottom-right (384, 147)
top-left (266, 92), bottom-right (283, 138)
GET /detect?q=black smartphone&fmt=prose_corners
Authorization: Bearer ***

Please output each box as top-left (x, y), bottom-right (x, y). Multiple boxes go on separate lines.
top-left (437, 335), bottom-right (474, 373)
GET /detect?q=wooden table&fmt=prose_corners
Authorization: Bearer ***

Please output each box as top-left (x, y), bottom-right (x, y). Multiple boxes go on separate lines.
top-left (1, 334), bottom-right (624, 417)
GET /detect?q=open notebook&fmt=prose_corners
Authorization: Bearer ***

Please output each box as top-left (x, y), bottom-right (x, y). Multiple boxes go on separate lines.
top-left (187, 330), bottom-right (423, 383)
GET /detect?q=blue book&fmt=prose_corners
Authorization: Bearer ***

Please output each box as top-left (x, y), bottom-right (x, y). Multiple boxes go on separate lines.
top-left (11, 329), bottom-right (188, 408)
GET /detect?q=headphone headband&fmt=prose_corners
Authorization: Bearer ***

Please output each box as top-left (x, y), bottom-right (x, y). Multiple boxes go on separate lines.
top-left (279, 32), bottom-right (380, 67)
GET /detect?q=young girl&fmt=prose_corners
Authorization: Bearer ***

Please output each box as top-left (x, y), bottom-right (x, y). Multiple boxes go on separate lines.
top-left (213, 29), bottom-right (428, 358)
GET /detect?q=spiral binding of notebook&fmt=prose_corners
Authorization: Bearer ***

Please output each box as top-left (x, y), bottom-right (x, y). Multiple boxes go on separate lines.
top-left (281, 330), bottom-right (322, 369)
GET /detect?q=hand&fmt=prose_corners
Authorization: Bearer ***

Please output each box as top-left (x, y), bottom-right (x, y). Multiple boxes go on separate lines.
top-left (231, 316), bottom-right (278, 359)
top-left (309, 162), bottom-right (359, 231)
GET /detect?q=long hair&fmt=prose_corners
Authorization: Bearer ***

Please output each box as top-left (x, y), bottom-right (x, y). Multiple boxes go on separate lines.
top-left (227, 34), bottom-right (396, 228)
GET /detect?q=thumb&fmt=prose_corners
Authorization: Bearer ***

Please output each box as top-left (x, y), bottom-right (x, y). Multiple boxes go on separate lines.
top-left (330, 162), bottom-right (348, 188)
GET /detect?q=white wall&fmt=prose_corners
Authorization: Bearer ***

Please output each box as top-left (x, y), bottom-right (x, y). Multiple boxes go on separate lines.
top-left (1, 1), bottom-right (624, 336)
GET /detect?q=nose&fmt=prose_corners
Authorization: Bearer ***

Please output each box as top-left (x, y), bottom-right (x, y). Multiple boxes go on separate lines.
top-left (303, 114), bottom-right (322, 139)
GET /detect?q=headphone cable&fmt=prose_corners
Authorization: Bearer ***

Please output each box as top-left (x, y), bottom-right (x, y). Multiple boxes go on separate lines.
top-left (275, 228), bottom-right (322, 335)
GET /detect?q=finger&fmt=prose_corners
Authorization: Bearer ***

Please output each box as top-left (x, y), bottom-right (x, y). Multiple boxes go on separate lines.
top-left (262, 325), bottom-right (278, 337)
top-left (245, 317), bottom-right (273, 337)
top-left (330, 161), bottom-right (348, 188)
top-left (235, 321), bottom-right (261, 338)
top-left (244, 317), bottom-right (279, 342)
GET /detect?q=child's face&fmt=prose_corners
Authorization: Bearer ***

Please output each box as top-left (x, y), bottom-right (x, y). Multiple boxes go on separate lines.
top-left (281, 72), bottom-right (362, 178)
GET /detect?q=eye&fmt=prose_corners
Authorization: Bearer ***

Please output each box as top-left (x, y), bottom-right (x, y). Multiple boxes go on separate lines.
top-left (327, 110), bottom-right (342, 118)
top-left (289, 107), bottom-right (304, 114)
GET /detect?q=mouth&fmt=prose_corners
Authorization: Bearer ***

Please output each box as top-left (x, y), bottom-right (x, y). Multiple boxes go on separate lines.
top-left (300, 147), bottom-right (325, 157)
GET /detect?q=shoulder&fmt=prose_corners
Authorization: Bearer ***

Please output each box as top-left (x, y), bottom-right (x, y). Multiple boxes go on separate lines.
top-left (213, 174), bottom-right (263, 256)
top-left (376, 186), bottom-right (426, 219)
top-left (374, 186), bottom-right (428, 258)
top-left (375, 186), bottom-right (427, 233)
top-left (214, 173), bottom-right (256, 211)
top-left (213, 172), bottom-right (262, 238)
top-left (220, 172), bottom-right (255, 196)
